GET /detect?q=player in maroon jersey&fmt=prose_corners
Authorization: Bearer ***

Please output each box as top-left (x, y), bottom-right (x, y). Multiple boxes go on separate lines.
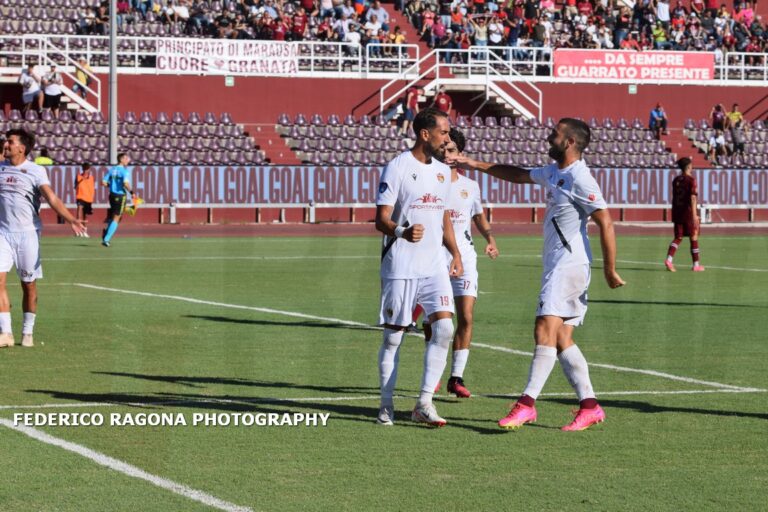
top-left (665, 157), bottom-right (705, 272)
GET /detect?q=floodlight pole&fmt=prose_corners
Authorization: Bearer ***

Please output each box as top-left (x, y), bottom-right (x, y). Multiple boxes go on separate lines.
top-left (108, 0), bottom-right (118, 165)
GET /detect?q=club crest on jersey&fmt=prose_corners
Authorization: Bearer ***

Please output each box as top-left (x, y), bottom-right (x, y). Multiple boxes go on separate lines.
top-left (379, 182), bottom-right (388, 194)
top-left (588, 193), bottom-right (596, 201)
top-left (460, 189), bottom-right (468, 199)
top-left (437, 173), bottom-right (445, 183)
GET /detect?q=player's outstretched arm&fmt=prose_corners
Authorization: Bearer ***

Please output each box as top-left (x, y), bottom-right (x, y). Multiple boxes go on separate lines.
top-left (375, 205), bottom-right (424, 242)
top-left (591, 208), bottom-right (625, 289)
top-left (40, 184), bottom-right (86, 235)
top-left (445, 154), bottom-right (535, 184)
top-left (442, 210), bottom-right (463, 277)
top-left (472, 212), bottom-right (499, 259)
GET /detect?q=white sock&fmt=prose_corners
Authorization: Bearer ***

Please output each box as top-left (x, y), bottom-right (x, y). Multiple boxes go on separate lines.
top-left (418, 318), bottom-right (453, 407)
top-left (378, 329), bottom-right (404, 408)
top-left (0, 312), bottom-right (11, 334)
top-left (451, 349), bottom-right (469, 378)
top-left (558, 344), bottom-right (595, 401)
top-left (521, 345), bottom-right (558, 399)
top-left (22, 312), bottom-right (36, 335)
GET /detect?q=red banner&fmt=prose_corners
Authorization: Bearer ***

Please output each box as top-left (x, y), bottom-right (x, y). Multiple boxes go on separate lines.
top-left (553, 50), bottom-right (715, 81)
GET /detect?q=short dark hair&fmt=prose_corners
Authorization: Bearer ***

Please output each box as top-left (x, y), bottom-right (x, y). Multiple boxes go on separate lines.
top-left (117, 152), bottom-right (128, 162)
top-left (676, 157), bottom-right (692, 171)
top-left (558, 118), bottom-right (591, 152)
top-left (5, 128), bottom-right (35, 156)
top-left (412, 108), bottom-right (448, 136)
top-left (39, 147), bottom-right (49, 157)
top-left (449, 127), bottom-right (466, 153)
top-left (82, 163), bottom-right (92, 171)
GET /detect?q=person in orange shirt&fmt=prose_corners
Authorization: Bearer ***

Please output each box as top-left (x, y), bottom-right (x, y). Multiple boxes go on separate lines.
top-left (75, 163), bottom-right (95, 238)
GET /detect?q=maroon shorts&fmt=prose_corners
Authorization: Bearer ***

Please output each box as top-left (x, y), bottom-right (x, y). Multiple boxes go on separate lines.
top-left (674, 221), bottom-right (698, 238)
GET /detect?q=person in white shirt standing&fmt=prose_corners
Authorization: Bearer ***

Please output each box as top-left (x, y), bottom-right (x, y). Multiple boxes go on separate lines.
top-left (42, 65), bottom-right (63, 119)
top-left (19, 64), bottom-right (43, 115)
top-left (424, 127), bottom-right (499, 398)
top-left (448, 118), bottom-right (625, 431)
top-left (375, 108), bottom-right (463, 427)
top-left (0, 129), bottom-right (85, 348)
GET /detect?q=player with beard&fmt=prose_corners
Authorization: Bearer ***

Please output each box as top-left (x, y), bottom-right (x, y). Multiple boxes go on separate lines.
top-left (447, 118), bottom-right (626, 431)
top-left (375, 108), bottom-right (463, 427)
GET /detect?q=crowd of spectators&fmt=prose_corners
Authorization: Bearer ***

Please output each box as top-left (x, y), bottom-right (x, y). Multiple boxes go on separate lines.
top-left (74, 0), bottom-right (413, 57)
top-left (401, 0), bottom-right (767, 60)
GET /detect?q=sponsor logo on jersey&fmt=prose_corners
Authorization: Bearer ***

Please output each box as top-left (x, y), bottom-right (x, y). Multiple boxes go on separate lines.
top-left (410, 193), bottom-right (444, 210)
top-left (437, 173), bottom-right (445, 183)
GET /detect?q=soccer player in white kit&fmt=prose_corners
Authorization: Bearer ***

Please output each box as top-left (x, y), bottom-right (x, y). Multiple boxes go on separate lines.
top-left (448, 118), bottom-right (625, 431)
top-left (424, 128), bottom-right (499, 398)
top-left (0, 129), bottom-right (86, 348)
top-left (375, 108), bottom-right (463, 427)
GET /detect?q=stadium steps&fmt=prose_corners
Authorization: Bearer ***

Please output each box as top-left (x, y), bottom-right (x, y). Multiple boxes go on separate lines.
top-left (249, 124), bottom-right (302, 165)
top-left (661, 131), bottom-right (713, 169)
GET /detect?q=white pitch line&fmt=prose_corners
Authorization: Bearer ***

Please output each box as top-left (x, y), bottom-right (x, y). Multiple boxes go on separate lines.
top-left (73, 283), bottom-right (764, 392)
top-left (0, 418), bottom-right (253, 512)
top-left (471, 343), bottom-right (759, 391)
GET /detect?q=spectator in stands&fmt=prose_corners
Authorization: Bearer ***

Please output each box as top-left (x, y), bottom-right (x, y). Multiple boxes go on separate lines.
top-left (163, 0), bottom-right (190, 24)
top-left (42, 65), bottom-right (63, 119)
top-left (652, 21), bottom-right (673, 49)
top-left (187, 1), bottom-right (212, 35)
top-left (75, 163), bottom-right (96, 238)
top-left (729, 119), bottom-right (748, 157)
top-left (367, 0), bottom-right (390, 32)
top-left (710, 103), bottom-right (727, 130)
top-left (290, 6), bottom-right (310, 41)
top-left (19, 64), bottom-right (43, 115)
top-left (72, 58), bottom-right (92, 100)
top-left (399, 86), bottom-right (421, 136)
top-left (34, 148), bottom-right (53, 166)
top-left (432, 86), bottom-right (452, 117)
top-left (92, 3), bottom-right (109, 35)
top-left (116, 0), bottom-right (135, 28)
top-left (649, 103), bottom-right (668, 138)
top-left (707, 129), bottom-right (727, 165)
top-left (725, 103), bottom-right (744, 129)
top-left (620, 31), bottom-right (642, 50)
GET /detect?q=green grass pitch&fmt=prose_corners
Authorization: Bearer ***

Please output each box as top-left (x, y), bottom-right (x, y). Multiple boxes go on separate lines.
top-left (0, 233), bottom-right (766, 511)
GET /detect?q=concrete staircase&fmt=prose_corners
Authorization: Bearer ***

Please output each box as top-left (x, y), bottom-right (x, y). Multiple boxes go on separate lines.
top-left (661, 130), bottom-right (712, 169)
top-left (246, 124), bottom-right (302, 165)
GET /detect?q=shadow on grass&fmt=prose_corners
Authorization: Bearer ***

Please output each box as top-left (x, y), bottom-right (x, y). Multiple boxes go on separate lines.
top-left (544, 397), bottom-right (768, 421)
top-left (183, 315), bottom-right (382, 332)
top-left (27, 386), bottom-right (507, 435)
top-left (590, 299), bottom-right (765, 308)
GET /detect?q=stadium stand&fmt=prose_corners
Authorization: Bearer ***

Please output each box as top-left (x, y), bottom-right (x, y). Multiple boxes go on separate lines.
top-left (0, 109), bottom-right (265, 165)
top-left (280, 112), bottom-right (679, 167)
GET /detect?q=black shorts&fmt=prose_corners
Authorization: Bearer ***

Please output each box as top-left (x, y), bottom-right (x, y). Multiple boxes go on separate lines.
top-left (43, 93), bottom-right (62, 109)
top-left (108, 193), bottom-right (127, 217)
top-left (77, 199), bottom-right (93, 215)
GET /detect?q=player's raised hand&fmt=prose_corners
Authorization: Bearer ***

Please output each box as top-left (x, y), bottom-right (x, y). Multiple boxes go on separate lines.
top-left (604, 270), bottom-right (626, 288)
top-left (448, 255), bottom-right (463, 277)
top-left (444, 153), bottom-right (476, 169)
top-left (404, 224), bottom-right (425, 242)
top-left (485, 242), bottom-right (499, 259)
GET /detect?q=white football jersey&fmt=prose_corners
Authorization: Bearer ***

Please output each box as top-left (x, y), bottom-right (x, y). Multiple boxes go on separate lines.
top-left (444, 173), bottom-right (482, 264)
top-left (530, 159), bottom-right (607, 271)
top-left (0, 159), bottom-right (51, 233)
top-left (377, 151), bottom-right (452, 279)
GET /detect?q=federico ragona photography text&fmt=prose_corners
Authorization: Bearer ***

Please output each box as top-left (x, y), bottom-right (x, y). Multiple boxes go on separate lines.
top-left (13, 412), bottom-right (331, 428)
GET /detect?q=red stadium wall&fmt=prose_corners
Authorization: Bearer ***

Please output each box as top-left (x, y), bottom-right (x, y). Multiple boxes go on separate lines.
top-left (108, 75), bottom-right (768, 127)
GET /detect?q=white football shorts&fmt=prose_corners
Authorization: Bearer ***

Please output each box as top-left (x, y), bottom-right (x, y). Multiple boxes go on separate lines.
top-left (378, 273), bottom-right (454, 327)
top-left (536, 263), bottom-right (590, 326)
top-left (0, 230), bottom-right (43, 282)
top-left (449, 257), bottom-right (478, 298)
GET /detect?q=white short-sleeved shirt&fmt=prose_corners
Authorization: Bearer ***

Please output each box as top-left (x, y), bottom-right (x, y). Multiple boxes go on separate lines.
top-left (444, 174), bottom-right (482, 265)
top-left (19, 72), bottom-right (41, 95)
top-left (530, 159), bottom-right (606, 271)
top-left (0, 159), bottom-right (51, 233)
top-left (43, 72), bottom-right (62, 96)
top-left (377, 151), bottom-right (452, 279)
